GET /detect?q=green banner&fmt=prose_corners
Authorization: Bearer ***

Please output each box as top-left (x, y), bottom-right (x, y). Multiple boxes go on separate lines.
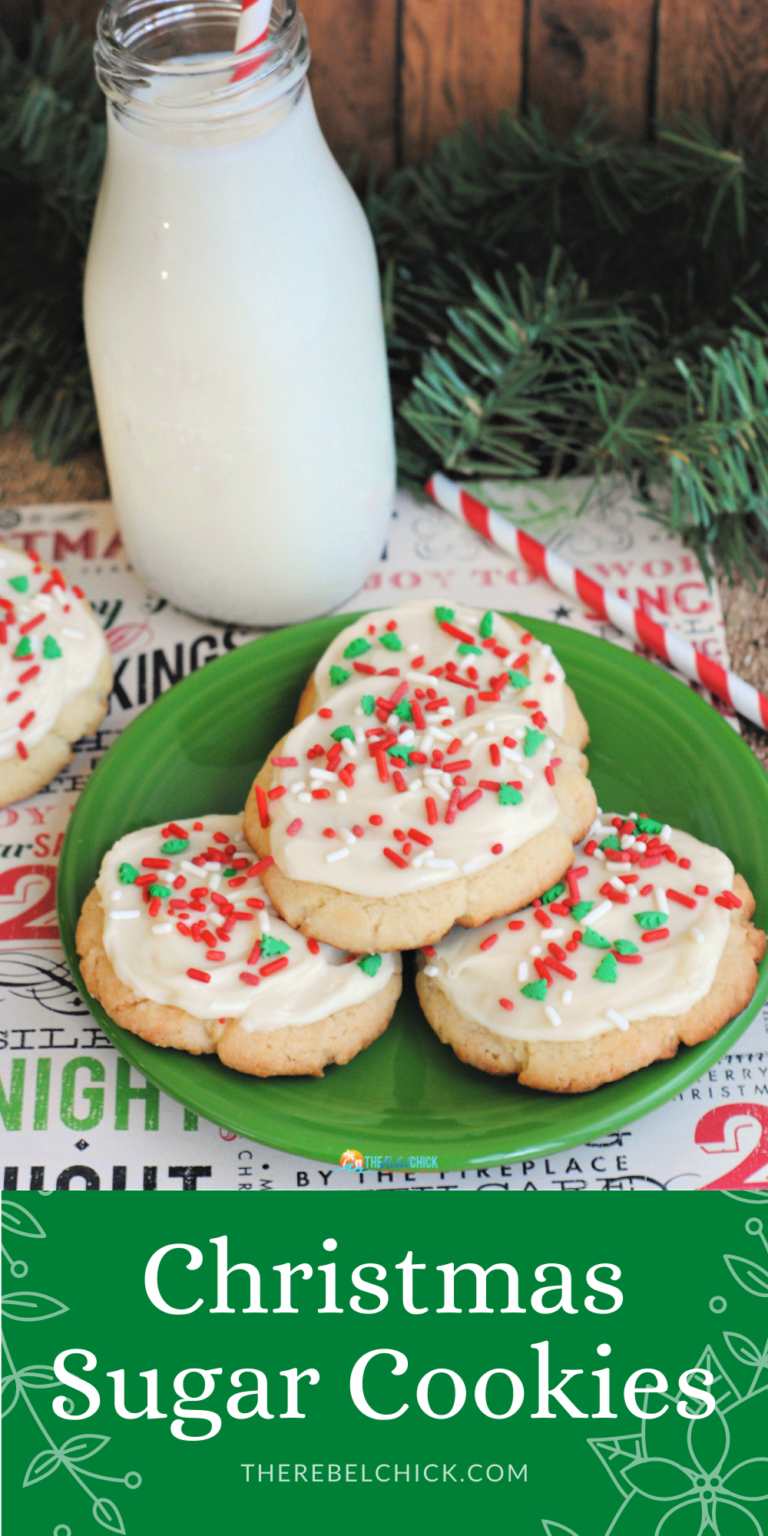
top-left (2, 1193), bottom-right (768, 1535)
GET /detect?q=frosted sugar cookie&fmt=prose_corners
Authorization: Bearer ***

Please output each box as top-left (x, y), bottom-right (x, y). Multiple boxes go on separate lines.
top-left (76, 815), bottom-right (401, 1078)
top-left (243, 680), bottom-right (597, 953)
top-left (0, 545), bottom-right (111, 806)
top-left (416, 812), bottom-right (766, 1092)
top-left (297, 599), bottom-right (589, 749)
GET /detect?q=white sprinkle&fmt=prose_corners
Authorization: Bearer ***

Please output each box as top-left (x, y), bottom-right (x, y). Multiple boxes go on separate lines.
top-left (462, 861), bottom-right (477, 874)
top-left (110, 889), bottom-right (124, 903)
top-left (441, 706), bottom-right (456, 718)
top-left (341, 739), bottom-right (357, 759)
top-left (529, 944), bottom-right (542, 958)
top-left (289, 781), bottom-right (306, 794)
top-left (53, 586), bottom-right (68, 606)
top-left (62, 627), bottom-right (85, 638)
top-left (408, 779), bottom-right (423, 792)
top-left (354, 706), bottom-right (365, 718)
top-left (326, 848), bottom-right (350, 863)
top-left (259, 911), bottom-right (271, 934)
top-left (620, 835), bottom-right (636, 850)
top-left (606, 1008), bottom-right (630, 1032)
top-left (354, 728), bottom-right (366, 743)
top-left (517, 961), bottom-right (529, 982)
top-left (483, 720), bottom-right (497, 733)
top-left (411, 853), bottom-right (431, 869)
top-left (501, 745), bottom-right (521, 761)
top-left (425, 857), bottom-right (456, 870)
top-left (430, 726), bottom-right (451, 742)
top-left (593, 848), bottom-right (607, 861)
top-left (398, 728), bottom-right (416, 745)
top-left (634, 840), bottom-right (647, 852)
top-left (589, 900), bottom-right (613, 925)
top-left (151, 922), bottom-right (173, 935)
top-left (548, 928), bottom-right (565, 939)
top-left (424, 964), bottom-right (439, 976)
top-left (430, 782), bottom-right (450, 801)
top-left (180, 860), bottom-right (199, 875)
top-left (208, 874), bottom-right (221, 891)
top-left (420, 733), bottom-right (433, 754)
top-left (562, 989), bottom-right (573, 1005)
top-left (339, 827), bottom-right (356, 845)
top-left (610, 876), bottom-right (626, 891)
top-left (208, 912), bottom-right (226, 926)
top-left (464, 731), bottom-right (478, 745)
top-left (690, 927), bottom-right (705, 943)
top-left (34, 594), bottom-right (53, 611)
top-left (546, 737), bottom-right (555, 749)
top-left (298, 792), bottom-right (311, 804)
top-left (110, 909), bottom-right (140, 920)
top-left (518, 765), bottom-right (534, 780)
top-left (0, 728), bottom-right (18, 742)
top-left (407, 670), bottom-right (428, 683)
top-left (655, 886), bottom-right (669, 915)
top-left (310, 767), bottom-right (338, 782)
top-left (204, 860), bottom-right (222, 871)
top-left (408, 642), bottom-right (421, 654)
top-left (596, 806), bottom-right (603, 815)
top-left (544, 1005), bottom-right (561, 1028)
top-left (662, 825), bottom-right (671, 841)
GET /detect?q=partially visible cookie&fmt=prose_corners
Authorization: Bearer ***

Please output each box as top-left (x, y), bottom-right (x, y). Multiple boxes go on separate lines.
top-left (298, 599), bottom-right (589, 749)
top-left (416, 812), bottom-right (766, 1092)
top-left (0, 545), bottom-right (112, 806)
top-left (76, 814), bottom-right (401, 1078)
top-left (244, 683), bottom-right (597, 953)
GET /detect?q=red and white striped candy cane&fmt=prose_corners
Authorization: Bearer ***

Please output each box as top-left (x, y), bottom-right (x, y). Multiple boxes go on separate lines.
top-left (427, 471), bottom-right (768, 732)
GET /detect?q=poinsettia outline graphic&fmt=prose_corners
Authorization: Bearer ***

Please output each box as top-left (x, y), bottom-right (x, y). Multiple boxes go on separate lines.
top-left (543, 1345), bottom-right (768, 1536)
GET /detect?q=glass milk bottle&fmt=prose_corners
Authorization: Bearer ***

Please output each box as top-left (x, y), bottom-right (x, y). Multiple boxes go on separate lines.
top-left (84, 0), bottom-right (395, 626)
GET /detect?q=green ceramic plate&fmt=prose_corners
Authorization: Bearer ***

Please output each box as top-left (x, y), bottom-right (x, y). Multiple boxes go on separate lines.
top-left (57, 615), bottom-right (768, 1169)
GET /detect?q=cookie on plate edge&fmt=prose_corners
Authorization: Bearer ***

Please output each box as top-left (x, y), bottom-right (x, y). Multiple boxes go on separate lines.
top-left (416, 811), bottom-right (766, 1092)
top-left (76, 815), bottom-right (401, 1078)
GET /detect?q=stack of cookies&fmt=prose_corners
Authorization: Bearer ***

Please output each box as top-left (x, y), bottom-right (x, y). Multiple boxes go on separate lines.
top-left (77, 599), bottom-right (765, 1093)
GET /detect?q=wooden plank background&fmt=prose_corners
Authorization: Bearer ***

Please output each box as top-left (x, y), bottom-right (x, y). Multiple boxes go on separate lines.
top-left (39, 0), bottom-right (768, 166)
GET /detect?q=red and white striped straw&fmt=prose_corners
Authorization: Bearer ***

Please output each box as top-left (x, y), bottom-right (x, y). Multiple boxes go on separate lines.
top-left (232, 0), bottom-right (273, 79)
top-left (235, 0), bottom-right (273, 52)
top-left (427, 471), bottom-right (768, 732)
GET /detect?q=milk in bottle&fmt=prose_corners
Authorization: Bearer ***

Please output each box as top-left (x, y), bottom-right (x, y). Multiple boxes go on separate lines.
top-left (85, 0), bottom-right (396, 625)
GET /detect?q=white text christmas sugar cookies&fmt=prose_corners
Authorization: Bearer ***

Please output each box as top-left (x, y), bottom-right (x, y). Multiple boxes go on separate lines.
top-left (76, 816), bottom-right (401, 1078)
top-left (244, 672), bottom-right (596, 953)
top-left (416, 812), bottom-right (766, 1092)
top-left (0, 545), bottom-right (111, 805)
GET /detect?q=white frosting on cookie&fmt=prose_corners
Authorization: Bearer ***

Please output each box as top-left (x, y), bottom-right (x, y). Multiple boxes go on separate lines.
top-left (425, 815), bottom-right (736, 1043)
top-left (311, 599), bottom-right (569, 736)
top-left (264, 680), bottom-right (566, 897)
top-left (97, 815), bottom-right (396, 1031)
top-left (0, 546), bottom-right (107, 761)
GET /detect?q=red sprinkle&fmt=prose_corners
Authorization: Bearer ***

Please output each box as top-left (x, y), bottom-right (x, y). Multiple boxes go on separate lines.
top-left (307, 938), bottom-right (320, 954)
top-left (479, 933), bottom-right (498, 951)
top-left (19, 613), bottom-right (45, 635)
top-left (508, 919), bottom-right (525, 931)
top-left (544, 765), bottom-right (556, 786)
top-left (425, 797), bottom-right (438, 826)
top-left (246, 856), bottom-right (274, 878)
top-left (16, 742), bottom-right (28, 760)
top-left (534, 909), bottom-right (553, 928)
top-left (465, 696), bottom-right (476, 717)
top-left (614, 953), bottom-right (643, 965)
top-left (694, 884), bottom-right (709, 896)
top-left (642, 928), bottom-right (670, 943)
top-left (206, 949), bottom-right (226, 962)
top-left (323, 828), bottom-right (336, 839)
top-left (148, 897), bottom-right (161, 917)
top-left (393, 770), bottom-right (407, 793)
top-left (458, 788), bottom-right (482, 812)
top-left (187, 968), bottom-right (211, 983)
top-left (545, 957), bottom-right (578, 981)
top-left (239, 972), bottom-right (260, 986)
top-left (679, 857), bottom-right (692, 869)
top-left (375, 751), bottom-right (389, 784)
top-left (271, 755), bottom-right (298, 767)
top-left (318, 708), bottom-right (333, 719)
top-left (384, 847), bottom-right (408, 869)
top-left (268, 786), bottom-right (286, 801)
top-left (489, 743), bottom-right (501, 768)
top-left (142, 857), bottom-right (171, 869)
top-left (445, 788), bottom-right (461, 824)
top-left (491, 843), bottom-right (503, 855)
top-left (370, 814), bottom-right (384, 826)
top-left (18, 711), bottom-right (34, 730)
top-left (286, 818), bottom-right (303, 837)
top-left (667, 888), bottom-right (697, 909)
top-left (18, 666), bottom-right (40, 685)
top-left (499, 998), bottom-right (514, 1011)
top-left (261, 956), bottom-right (290, 977)
top-left (409, 828), bottom-right (433, 847)
top-left (256, 785), bottom-right (270, 829)
top-left (412, 701), bottom-right (426, 730)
